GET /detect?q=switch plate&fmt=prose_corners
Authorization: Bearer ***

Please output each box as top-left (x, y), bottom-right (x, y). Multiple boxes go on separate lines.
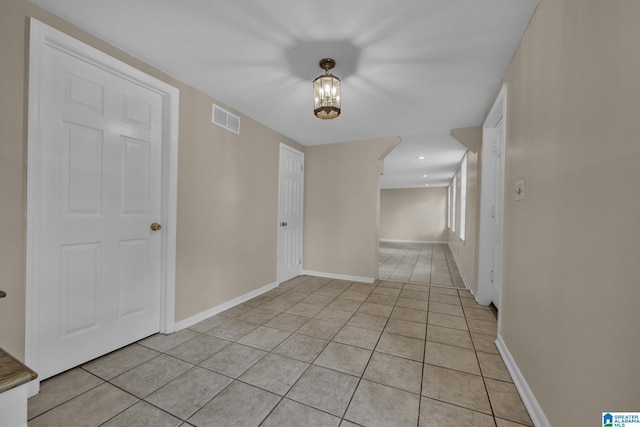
top-left (515, 180), bottom-right (525, 201)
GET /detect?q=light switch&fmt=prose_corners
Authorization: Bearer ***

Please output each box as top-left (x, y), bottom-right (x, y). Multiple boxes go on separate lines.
top-left (515, 180), bottom-right (525, 201)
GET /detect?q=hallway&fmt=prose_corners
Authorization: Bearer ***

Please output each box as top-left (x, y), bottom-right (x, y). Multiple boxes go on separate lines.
top-left (379, 242), bottom-right (465, 288)
top-left (28, 274), bottom-right (531, 426)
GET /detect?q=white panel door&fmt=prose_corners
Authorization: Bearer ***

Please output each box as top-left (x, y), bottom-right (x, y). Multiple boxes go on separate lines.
top-left (278, 145), bottom-right (304, 283)
top-left (33, 35), bottom-right (164, 380)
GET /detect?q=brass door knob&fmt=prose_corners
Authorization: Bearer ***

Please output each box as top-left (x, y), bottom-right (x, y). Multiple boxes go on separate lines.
top-left (280, 222), bottom-right (288, 227)
top-left (150, 223), bottom-right (162, 231)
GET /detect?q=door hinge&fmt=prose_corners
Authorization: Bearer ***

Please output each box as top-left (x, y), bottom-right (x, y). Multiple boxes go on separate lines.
top-left (299, 259), bottom-right (302, 264)
top-left (489, 269), bottom-right (495, 283)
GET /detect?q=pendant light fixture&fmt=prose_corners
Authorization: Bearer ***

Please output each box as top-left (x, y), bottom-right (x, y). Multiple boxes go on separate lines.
top-left (313, 58), bottom-right (341, 119)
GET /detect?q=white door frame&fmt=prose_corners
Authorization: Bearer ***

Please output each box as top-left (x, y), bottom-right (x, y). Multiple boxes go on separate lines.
top-left (26, 19), bottom-right (179, 390)
top-left (477, 84), bottom-right (507, 309)
top-left (277, 143), bottom-right (304, 284)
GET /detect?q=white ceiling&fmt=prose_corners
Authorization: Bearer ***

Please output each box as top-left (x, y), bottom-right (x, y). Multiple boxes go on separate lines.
top-left (31, 0), bottom-right (538, 188)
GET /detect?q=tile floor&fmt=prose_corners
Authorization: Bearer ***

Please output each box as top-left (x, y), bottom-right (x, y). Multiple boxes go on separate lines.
top-left (379, 242), bottom-right (464, 287)
top-left (28, 276), bottom-right (532, 426)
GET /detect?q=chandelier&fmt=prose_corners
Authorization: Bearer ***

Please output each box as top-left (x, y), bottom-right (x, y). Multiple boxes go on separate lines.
top-left (313, 58), bottom-right (341, 119)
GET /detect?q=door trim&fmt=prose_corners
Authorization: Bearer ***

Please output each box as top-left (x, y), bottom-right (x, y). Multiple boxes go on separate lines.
top-left (477, 84), bottom-right (507, 311)
top-left (277, 143), bottom-right (304, 284)
top-left (26, 19), bottom-right (179, 389)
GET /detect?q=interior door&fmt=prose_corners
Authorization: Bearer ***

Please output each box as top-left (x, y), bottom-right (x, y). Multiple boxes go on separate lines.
top-left (490, 117), bottom-right (505, 309)
top-left (278, 145), bottom-right (304, 283)
top-left (478, 84), bottom-right (506, 309)
top-left (32, 31), bottom-right (164, 380)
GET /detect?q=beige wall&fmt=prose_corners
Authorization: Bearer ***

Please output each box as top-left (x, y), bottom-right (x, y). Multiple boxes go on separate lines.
top-left (175, 90), bottom-right (303, 321)
top-left (304, 137), bottom-right (399, 280)
top-left (0, 0), bottom-right (28, 359)
top-left (379, 188), bottom-right (447, 242)
top-left (0, 2), bottom-right (302, 359)
top-left (497, 0), bottom-right (640, 424)
top-left (448, 151), bottom-right (479, 292)
top-left (450, 126), bottom-right (482, 154)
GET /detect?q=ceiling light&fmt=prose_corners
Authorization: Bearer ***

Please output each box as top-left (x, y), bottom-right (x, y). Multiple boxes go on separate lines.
top-left (425, 184), bottom-right (430, 187)
top-left (417, 156), bottom-right (425, 160)
top-left (423, 174), bottom-right (428, 178)
top-left (313, 58), bottom-right (341, 119)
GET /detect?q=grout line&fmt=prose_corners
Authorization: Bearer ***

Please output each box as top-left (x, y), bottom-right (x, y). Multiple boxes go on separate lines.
top-left (337, 299), bottom-right (392, 425)
top-left (32, 266), bottom-right (521, 426)
top-left (416, 287), bottom-right (431, 426)
top-left (463, 291), bottom-right (500, 425)
top-left (27, 373), bottom-right (106, 422)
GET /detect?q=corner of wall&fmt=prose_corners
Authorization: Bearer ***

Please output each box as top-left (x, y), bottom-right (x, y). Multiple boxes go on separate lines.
top-left (304, 136), bottom-right (399, 279)
top-left (450, 126), bottom-right (482, 153)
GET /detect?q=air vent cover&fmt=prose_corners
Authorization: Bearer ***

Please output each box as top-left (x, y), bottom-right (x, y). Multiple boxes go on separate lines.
top-left (212, 104), bottom-right (240, 134)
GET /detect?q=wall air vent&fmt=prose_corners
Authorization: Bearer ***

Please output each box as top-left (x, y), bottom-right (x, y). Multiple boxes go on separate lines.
top-left (212, 104), bottom-right (240, 134)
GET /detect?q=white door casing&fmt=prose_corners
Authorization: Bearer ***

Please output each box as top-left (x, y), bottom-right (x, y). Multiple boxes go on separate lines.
top-left (490, 117), bottom-right (505, 309)
top-left (478, 84), bottom-right (507, 313)
top-left (26, 19), bottom-right (179, 383)
top-left (277, 144), bottom-right (304, 283)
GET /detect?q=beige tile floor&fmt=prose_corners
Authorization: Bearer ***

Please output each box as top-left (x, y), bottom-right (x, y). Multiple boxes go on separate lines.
top-left (379, 242), bottom-right (464, 287)
top-left (28, 276), bottom-right (532, 427)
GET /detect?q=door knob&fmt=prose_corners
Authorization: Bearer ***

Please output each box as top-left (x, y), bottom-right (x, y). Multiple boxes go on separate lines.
top-left (150, 223), bottom-right (162, 231)
top-left (280, 222), bottom-right (288, 227)
top-left (0, 290), bottom-right (6, 298)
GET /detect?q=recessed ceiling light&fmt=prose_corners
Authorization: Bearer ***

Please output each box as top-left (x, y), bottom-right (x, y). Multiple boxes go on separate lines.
top-left (425, 184), bottom-right (430, 187)
top-left (422, 174), bottom-right (428, 178)
top-left (417, 156), bottom-right (425, 160)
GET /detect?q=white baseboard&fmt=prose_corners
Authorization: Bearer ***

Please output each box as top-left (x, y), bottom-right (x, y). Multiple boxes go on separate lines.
top-left (496, 335), bottom-right (551, 427)
top-left (380, 239), bottom-right (448, 244)
top-left (447, 242), bottom-right (471, 292)
top-left (302, 270), bottom-right (375, 284)
top-left (173, 281), bottom-right (278, 331)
